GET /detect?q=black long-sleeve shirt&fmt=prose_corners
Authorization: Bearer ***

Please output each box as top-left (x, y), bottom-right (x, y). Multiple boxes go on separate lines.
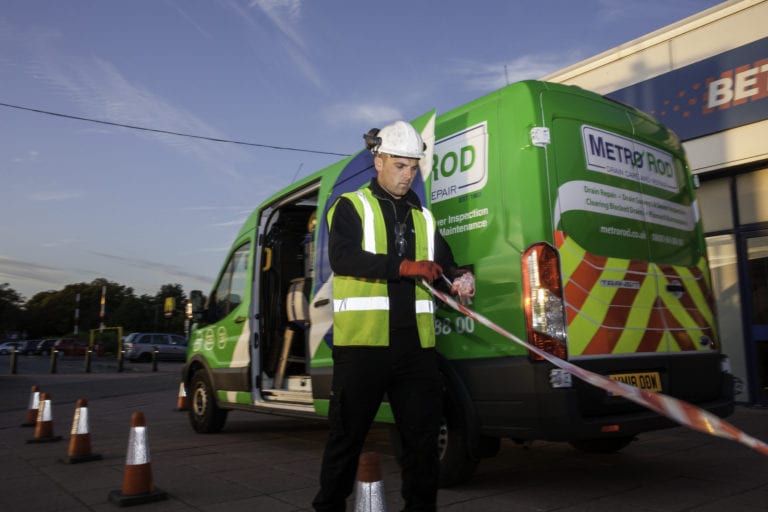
top-left (328, 178), bottom-right (458, 330)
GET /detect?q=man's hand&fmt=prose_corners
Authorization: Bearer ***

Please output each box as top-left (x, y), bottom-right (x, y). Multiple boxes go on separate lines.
top-left (399, 259), bottom-right (443, 282)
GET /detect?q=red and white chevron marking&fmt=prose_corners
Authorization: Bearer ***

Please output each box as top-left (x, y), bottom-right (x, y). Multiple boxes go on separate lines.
top-left (425, 279), bottom-right (768, 457)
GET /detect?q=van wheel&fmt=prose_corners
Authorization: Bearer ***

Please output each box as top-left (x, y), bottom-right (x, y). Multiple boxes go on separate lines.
top-left (188, 371), bottom-right (228, 433)
top-left (438, 384), bottom-right (478, 487)
top-left (569, 436), bottom-right (635, 454)
top-left (388, 382), bottom-right (478, 488)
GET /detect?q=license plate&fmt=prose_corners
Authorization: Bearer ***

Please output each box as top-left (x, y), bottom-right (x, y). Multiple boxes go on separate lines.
top-left (609, 371), bottom-right (662, 392)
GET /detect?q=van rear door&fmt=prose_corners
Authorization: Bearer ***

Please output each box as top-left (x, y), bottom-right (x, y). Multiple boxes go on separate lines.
top-left (539, 86), bottom-right (718, 386)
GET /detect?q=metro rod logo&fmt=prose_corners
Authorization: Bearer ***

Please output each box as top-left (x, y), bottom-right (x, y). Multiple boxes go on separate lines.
top-left (430, 122), bottom-right (488, 203)
top-left (581, 125), bottom-right (678, 193)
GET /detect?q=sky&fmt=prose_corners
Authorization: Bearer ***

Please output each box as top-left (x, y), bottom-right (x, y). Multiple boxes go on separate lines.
top-left (0, 0), bottom-right (725, 301)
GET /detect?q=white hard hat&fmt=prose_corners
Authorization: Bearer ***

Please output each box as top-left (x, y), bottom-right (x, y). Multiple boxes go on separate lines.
top-left (374, 120), bottom-right (425, 159)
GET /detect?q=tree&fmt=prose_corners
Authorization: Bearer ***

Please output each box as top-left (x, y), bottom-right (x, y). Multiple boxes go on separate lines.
top-left (153, 283), bottom-right (187, 333)
top-left (0, 283), bottom-right (25, 339)
top-left (11, 279), bottom-right (191, 339)
top-left (24, 279), bottom-right (137, 338)
top-left (23, 290), bottom-right (60, 338)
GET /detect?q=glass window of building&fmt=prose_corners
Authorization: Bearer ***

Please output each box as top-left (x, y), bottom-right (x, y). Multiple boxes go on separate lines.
top-left (696, 177), bottom-right (733, 232)
top-left (706, 234), bottom-right (748, 400)
top-left (736, 168), bottom-right (768, 225)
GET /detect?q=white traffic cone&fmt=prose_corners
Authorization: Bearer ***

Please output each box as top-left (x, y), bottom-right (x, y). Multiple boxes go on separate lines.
top-left (21, 385), bottom-right (40, 427)
top-left (175, 382), bottom-right (189, 411)
top-left (108, 411), bottom-right (167, 506)
top-left (353, 451), bottom-right (387, 512)
top-left (27, 392), bottom-right (62, 443)
top-left (64, 398), bottom-right (102, 463)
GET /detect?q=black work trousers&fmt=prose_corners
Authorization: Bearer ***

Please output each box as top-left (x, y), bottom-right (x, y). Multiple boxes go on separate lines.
top-left (312, 327), bottom-right (442, 512)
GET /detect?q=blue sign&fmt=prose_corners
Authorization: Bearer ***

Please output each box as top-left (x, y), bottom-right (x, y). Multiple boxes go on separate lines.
top-left (607, 37), bottom-right (768, 141)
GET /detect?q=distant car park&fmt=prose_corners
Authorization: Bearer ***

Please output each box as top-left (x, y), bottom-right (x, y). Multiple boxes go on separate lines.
top-left (17, 340), bottom-right (40, 355)
top-left (53, 338), bottom-right (104, 356)
top-left (0, 341), bottom-right (24, 355)
top-left (34, 339), bottom-right (58, 356)
top-left (123, 332), bottom-right (188, 362)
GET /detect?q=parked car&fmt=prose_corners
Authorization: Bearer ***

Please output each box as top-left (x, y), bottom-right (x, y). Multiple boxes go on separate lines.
top-left (0, 341), bottom-right (24, 355)
top-left (17, 339), bottom-right (40, 355)
top-left (35, 339), bottom-right (58, 356)
top-left (53, 338), bottom-right (103, 356)
top-left (123, 333), bottom-right (188, 362)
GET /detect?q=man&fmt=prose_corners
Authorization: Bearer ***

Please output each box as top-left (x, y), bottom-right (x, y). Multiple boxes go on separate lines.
top-left (313, 120), bottom-right (475, 512)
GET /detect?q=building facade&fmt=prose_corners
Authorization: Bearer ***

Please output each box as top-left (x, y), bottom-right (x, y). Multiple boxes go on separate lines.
top-left (543, 0), bottom-right (768, 404)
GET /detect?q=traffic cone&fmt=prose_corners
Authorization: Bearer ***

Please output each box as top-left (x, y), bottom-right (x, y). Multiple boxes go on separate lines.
top-left (175, 382), bottom-right (189, 411)
top-left (353, 451), bottom-right (387, 512)
top-left (63, 398), bottom-right (102, 464)
top-left (108, 411), bottom-right (167, 506)
top-left (21, 385), bottom-right (41, 427)
top-left (26, 392), bottom-right (63, 443)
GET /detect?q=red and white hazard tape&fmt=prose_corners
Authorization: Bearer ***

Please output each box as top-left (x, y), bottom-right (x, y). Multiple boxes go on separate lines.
top-left (425, 278), bottom-right (768, 457)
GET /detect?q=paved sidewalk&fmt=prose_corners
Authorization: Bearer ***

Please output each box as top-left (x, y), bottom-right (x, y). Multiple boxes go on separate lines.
top-left (1, 368), bottom-right (768, 511)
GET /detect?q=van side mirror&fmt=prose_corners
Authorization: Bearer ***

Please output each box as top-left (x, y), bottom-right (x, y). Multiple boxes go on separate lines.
top-left (190, 290), bottom-right (206, 321)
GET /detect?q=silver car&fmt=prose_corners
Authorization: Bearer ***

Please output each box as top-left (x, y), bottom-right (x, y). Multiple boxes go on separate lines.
top-left (0, 341), bottom-right (23, 355)
top-left (123, 332), bottom-right (188, 362)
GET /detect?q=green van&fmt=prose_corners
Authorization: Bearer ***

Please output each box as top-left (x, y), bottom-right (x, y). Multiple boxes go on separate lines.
top-left (183, 80), bottom-right (733, 486)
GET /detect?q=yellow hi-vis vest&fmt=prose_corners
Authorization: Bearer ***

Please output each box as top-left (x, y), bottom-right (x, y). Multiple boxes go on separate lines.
top-left (327, 187), bottom-right (437, 348)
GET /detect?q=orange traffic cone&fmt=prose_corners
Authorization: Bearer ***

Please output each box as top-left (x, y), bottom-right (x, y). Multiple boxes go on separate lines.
top-left (64, 398), bottom-right (102, 464)
top-left (175, 382), bottom-right (189, 411)
top-left (108, 412), bottom-right (167, 506)
top-left (26, 392), bottom-right (63, 443)
top-left (353, 451), bottom-right (387, 512)
top-left (21, 385), bottom-right (41, 427)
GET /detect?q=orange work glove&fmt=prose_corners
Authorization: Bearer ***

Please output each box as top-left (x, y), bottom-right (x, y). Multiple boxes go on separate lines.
top-left (399, 259), bottom-right (443, 283)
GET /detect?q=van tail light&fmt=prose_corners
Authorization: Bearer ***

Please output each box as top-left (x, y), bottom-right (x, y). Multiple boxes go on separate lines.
top-left (522, 243), bottom-right (567, 361)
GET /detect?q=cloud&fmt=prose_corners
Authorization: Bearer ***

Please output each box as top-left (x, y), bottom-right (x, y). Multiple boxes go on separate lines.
top-left (594, 0), bottom-right (633, 20)
top-left (27, 190), bottom-right (83, 201)
top-left (90, 251), bottom-right (211, 283)
top-left (181, 245), bottom-right (232, 254)
top-left (167, 0), bottom-right (214, 40)
top-left (0, 253), bottom-right (115, 299)
top-left (41, 239), bottom-right (77, 248)
top-left (210, 218), bottom-right (249, 228)
top-left (233, 0), bottom-right (324, 89)
top-left (0, 255), bottom-right (71, 292)
top-left (17, 28), bottom-right (247, 179)
top-left (451, 52), bottom-right (586, 92)
top-left (324, 103), bottom-right (404, 127)
top-left (180, 205), bottom-right (251, 212)
top-left (0, 251), bottom-right (211, 299)
top-left (11, 149), bottom-right (40, 164)
top-left (248, 0), bottom-right (304, 45)
top-left (594, 0), bottom-right (709, 26)
top-left (11, 150), bottom-right (39, 164)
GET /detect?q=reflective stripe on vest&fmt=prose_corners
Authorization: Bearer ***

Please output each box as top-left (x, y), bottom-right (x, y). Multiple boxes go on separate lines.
top-left (355, 190), bottom-right (377, 254)
top-left (327, 187), bottom-right (437, 347)
top-left (334, 296), bottom-right (389, 312)
top-left (416, 300), bottom-right (435, 314)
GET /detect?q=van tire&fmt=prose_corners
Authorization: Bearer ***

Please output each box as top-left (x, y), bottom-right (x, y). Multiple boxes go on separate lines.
top-left (438, 383), bottom-right (478, 487)
top-left (569, 436), bottom-right (635, 454)
top-left (388, 381), bottom-right (478, 488)
top-left (188, 371), bottom-right (228, 433)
